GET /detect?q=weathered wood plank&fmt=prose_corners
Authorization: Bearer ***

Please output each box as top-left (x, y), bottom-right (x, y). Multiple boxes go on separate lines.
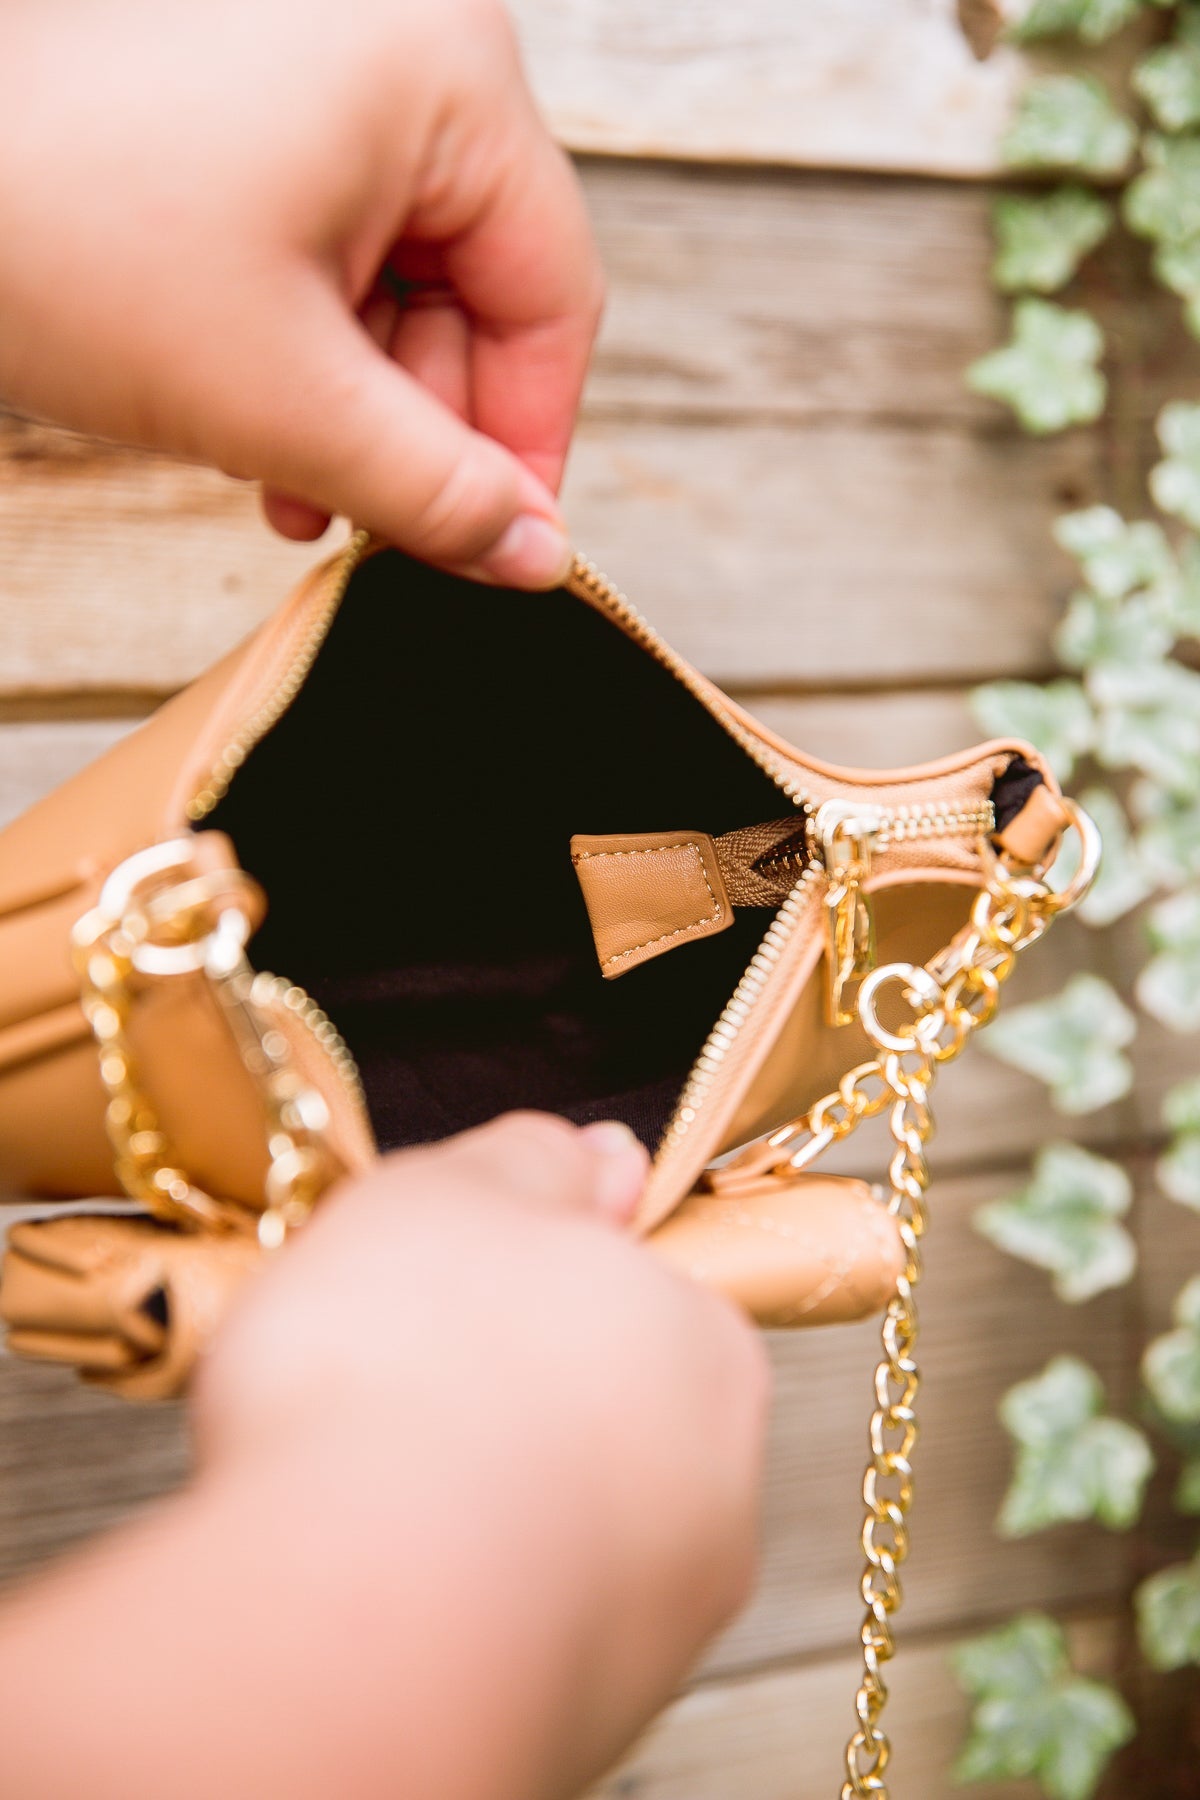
top-left (581, 163), bottom-right (1006, 426)
top-left (0, 720), bottom-right (131, 830)
top-left (0, 416), bottom-right (1092, 695)
top-left (511, 0), bottom-right (1030, 178)
top-left (564, 417), bottom-right (1092, 687)
top-left (0, 1355), bottom-right (188, 1590)
top-left (593, 1616), bottom-right (1122, 1800)
top-left (0, 426), bottom-right (330, 696)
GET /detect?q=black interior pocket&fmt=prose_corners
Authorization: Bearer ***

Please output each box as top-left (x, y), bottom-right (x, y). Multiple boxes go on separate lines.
top-left (207, 549), bottom-right (786, 1152)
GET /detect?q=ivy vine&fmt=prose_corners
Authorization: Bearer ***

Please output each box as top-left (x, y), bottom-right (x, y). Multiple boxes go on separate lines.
top-left (952, 2), bottom-right (1200, 1793)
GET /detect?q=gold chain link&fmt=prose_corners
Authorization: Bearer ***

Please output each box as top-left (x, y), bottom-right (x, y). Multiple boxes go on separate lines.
top-left (835, 811), bottom-right (1095, 1799)
top-left (711, 802), bottom-right (1100, 1796)
top-left (72, 839), bottom-right (334, 1246)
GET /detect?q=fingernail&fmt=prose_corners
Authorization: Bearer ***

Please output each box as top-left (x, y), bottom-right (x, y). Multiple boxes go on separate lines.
top-left (579, 1120), bottom-right (649, 1223)
top-left (468, 513), bottom-right (573, 590)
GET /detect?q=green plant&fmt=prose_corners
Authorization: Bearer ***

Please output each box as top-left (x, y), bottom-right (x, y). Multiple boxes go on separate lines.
top-left (953, 4), bottom-right (1200, 1792)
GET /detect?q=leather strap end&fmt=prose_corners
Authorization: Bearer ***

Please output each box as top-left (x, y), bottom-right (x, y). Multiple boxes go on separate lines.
top-left (1, 1214), bottom-right (262, 1399)
top-left (647, 1174), bottom-right (904, 1327)
top-left (570, 830), bottom-right (734, 978)
top-left (994, 781), bottom-right (1072, 868)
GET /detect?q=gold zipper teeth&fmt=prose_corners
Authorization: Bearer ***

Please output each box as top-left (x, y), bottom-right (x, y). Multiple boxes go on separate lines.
top-left (659, 866), bottom-right (825, 1157)
top-left (875, 801), bottom-right (996, 847)
top-left (249, 971), bottom-right (368, 1117)
top-left (569, 557), bottom-right (809, 808)
top-left (187, 527), bottom-right (371, 824)
top-left (179, 541), bottom-right (998, 1165)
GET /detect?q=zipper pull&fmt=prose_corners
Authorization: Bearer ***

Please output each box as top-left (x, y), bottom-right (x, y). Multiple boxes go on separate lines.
top-left (814, 801), bottom-right (881, 1027)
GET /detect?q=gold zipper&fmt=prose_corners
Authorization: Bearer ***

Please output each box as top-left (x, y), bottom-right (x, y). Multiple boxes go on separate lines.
top-left (657, 865), bottom-right (826, 1165)
top-left (187, 527), bottom-right (373, 825)
top-left (179, 538), bottom-right (996, 1169)
top-left (568, 558), bottom-right (809, 806)
top-left (183, 529), bottom-right (374, 1123)
top-left (247, 971), bottom-right (368, 1117)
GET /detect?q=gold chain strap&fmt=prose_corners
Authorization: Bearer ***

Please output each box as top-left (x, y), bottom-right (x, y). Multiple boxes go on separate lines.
top-left (713, 802), bottom-right (1099, 1796)
top-left (72, 838), bottom-right (332, 1245)
top-left (824, 807), bottom-right (1095, 1799)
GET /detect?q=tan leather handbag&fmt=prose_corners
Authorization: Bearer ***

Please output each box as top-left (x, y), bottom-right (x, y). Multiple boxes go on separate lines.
top-left (0, 532), bottom-right (1097, 1788)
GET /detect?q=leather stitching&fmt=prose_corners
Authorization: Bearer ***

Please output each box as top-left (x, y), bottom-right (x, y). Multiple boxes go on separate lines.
top-left (571, 840), bottom-right (723, 967)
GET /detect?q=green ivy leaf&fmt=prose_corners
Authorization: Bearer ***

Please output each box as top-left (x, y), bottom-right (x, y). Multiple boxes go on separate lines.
top-left (1164, 1074), bottom-right (1200, 1135)
top-left (1048, 786), bottom-right (1152, 925)
top-left (1071, 787), bottom-right (1154, 926)
top-left (1143, 1276), bottom-right (1200, 1421)
top-left (1158, 1131), bottom-right (1200, 1210)
top-left (1135, 12), bottom-right (1200, 134)
top-left (1055, 589), bottom-right (1173, 673)
top-left (1154, 231), bottom-right (1200, 300)
top-left (1014, 0), bottom-right (1145, 43)
top-left (1151, 400), bottom-right (1200, 526)
top-left (967, 299), bottom-right (1106, 433)
top-left (975, 1142), bottom-right (1136, 1300)
top-left (1090, 659), bottom-right (1200, 795)
top-left (1176, 1458), bottom-right (1200, 1512)
top-left (982, 972), bottom-right (1136, 1114)
top-left (1137, 886), bottom-right (1200, 1029)
top-left (1126, 134), bottom-right (1200, 248)
top-left (1136, 781), bottom-right (1200, 885)
top-left (1149, 535), bottom-right (1200, 639)
top-left (970, 678), bottom-right (1094, 781)
top-left (1053, 506), bottom-right (1177, 601)
top-left (992, 188), bottom-right (1114, 294)
top-left (954, 1614), bottom-right (1134, 1799)
top-left (955, 1612), bottom-right (1068, 1699)
top-left (1004, 75), bottom-right (1137, 177)
top-left (999, 1356), bottom-right (1153, 1535)
top-left (1137, 1551), bottom-right (1200, 1668)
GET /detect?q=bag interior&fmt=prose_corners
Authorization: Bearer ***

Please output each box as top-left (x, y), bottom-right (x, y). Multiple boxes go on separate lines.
top-left (207, 548), bottom-right (791, 1153)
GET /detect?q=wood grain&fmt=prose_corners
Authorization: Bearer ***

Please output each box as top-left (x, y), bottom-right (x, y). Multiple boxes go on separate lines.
top-left (580, 163), bottom-right (1007, 426)
top-left (0, 414), bottom-right (1093, 696)
top-left (564, 417), bottom-right (1095, 687)
top-left (0, 423), bottom-right (330, 697)
top-left (0, 1355), bottom-right (188, 1590)
top-left (511, 0), bottom-right (1030, 178)
top-left (593, 1615), bottom-right (1122, 1800)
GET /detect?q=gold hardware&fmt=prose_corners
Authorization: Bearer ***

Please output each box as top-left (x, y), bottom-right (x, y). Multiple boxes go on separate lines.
top-left (815, 801), bottom-right (882, 1026)
top-left (699, 802), bottom-right (1098, 1796)
top-left (72, 838), bottom-right (347, 1245)
top-left (836, 810), bottom-right (1095, 1800)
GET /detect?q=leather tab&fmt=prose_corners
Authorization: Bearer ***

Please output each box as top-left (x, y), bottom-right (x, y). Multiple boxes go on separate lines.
top-left (1, 1214), bottom-right (261, 1399)
top-left (995, 782), bottom-right (1071, 867)
top-left (571, 830), bottom-right (733, 978)
top-left (648, 1173), bottom-right (904, 1327)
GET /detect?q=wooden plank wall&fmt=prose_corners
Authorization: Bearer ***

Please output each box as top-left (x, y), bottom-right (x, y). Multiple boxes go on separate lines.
top-left (0, 5), bottom-right (1189, 1795)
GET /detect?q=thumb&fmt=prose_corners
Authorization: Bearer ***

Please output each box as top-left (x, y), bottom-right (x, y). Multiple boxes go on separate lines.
top-left (236, 275), bottom-right (574, 588)
top-left (439, 1113), bottom-right (648, 1225)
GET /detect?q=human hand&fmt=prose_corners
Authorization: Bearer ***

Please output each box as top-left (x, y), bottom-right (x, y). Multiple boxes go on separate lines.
top-left (0, 0), bottom-right (602, 588)
top-left (192, 1113), bottom-right (769, 1799)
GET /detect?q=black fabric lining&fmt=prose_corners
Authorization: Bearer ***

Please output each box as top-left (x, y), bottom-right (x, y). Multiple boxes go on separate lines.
top-left (992, 754), bottom-right (1044, 833)
top-left (207, 549), bottom-right (786, 1153)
